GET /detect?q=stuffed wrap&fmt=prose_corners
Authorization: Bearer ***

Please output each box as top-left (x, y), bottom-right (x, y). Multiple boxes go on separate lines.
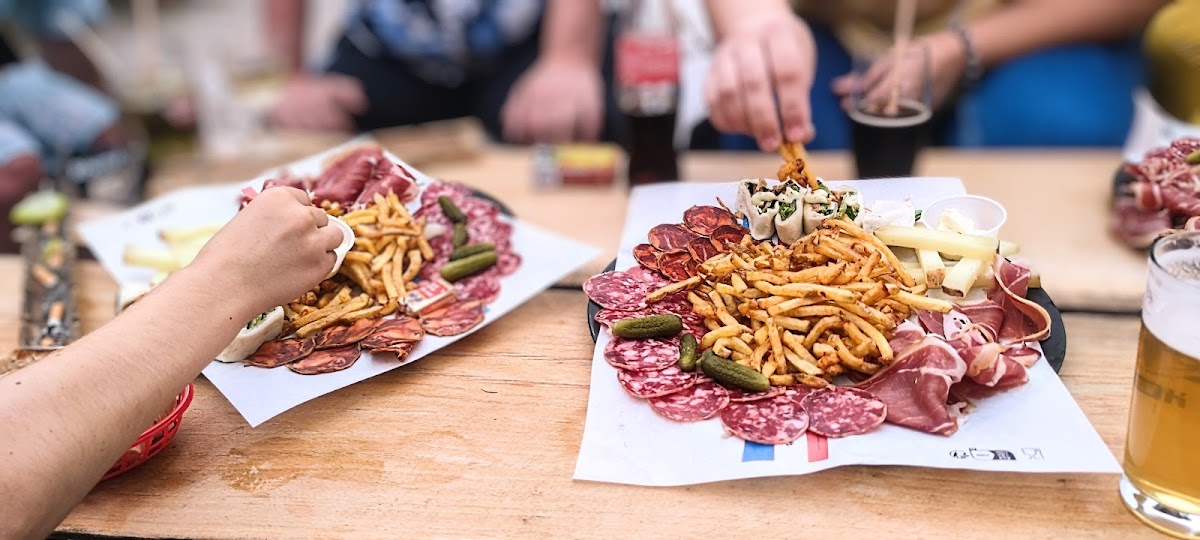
top-left (773, 183), bottom-right (806, 245)
top-left (802, 183), bottom-right (838, 234)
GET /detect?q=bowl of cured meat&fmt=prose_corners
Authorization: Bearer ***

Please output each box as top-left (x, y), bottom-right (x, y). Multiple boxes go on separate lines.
top-left (1112, 137), bottom-right (1200, 248)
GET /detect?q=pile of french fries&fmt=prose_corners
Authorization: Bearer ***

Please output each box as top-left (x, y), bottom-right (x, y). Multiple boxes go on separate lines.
top-left (283, 192), bottom-right (432, 338)
top-left (648, 218), bottom-right (953, 388)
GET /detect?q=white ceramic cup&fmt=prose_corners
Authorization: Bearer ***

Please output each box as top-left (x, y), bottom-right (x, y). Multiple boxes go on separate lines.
top-left (919, 195), bottom-right (1007, 237)
top-left (326, 218), bottom-right (356, 279)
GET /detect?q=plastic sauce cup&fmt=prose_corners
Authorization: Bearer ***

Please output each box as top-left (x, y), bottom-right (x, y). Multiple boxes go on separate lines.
top-left (327, 218), bottom-right (355, 279)
top-left (919, 195), bottom-right (1007, 238)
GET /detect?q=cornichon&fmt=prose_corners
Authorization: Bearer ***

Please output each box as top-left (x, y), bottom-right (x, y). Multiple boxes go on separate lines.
top-left (450, 242), bottom-right (495, 261)
top-left (439, 251), bottom-right (497, 282)
top-left (678, 333), bottom-right (698, 371)
top-left (453, 222), bottom-right (469, 248)
top-left (700, 352), bottom-right (770, 392)
top-left (438, 196), bottom-right (467, 223)
top-left (1188, 149), bottom-right (1200, 165)
top-left (611, 314), bottom-right (682, 339)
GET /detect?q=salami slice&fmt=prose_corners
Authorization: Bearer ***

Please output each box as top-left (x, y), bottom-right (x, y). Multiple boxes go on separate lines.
top-left (367, 340), bottom-right (417, 359)
top-left (455, 273), bottom-right (501, 304)
top-left (420, 181), bottom-right (471, 208)
top-left (710, 224), bottom-right (749, 249)
top-left (720, 393), bottom-right (810, 445)
top-left (683, 258), bottom-right (700, 278)
top-left (648, 382), bottom-right (730, 422)
top-left (460, 197), bottom-right (500, 221)
top-left (420, 299), bottom-right (485, 336)
top-left (725, 385), bottom-right (787, 402)
top-left (802, 387), bottom-right (887, 438)
top-left (245, 337), bottom-right (315, 368)
top-left (617, 366), bottom-right (697, 398)
top-left (288, 345), bottom-right (361, 375)
top-left (604, 337), bottom-right (680, 372)
top-left (494, 250), bottom-right (521, 277)
top-left (686, 237), bottom-right (721, 264)
top-left (648, 224), bottom-right (698, 251)
top-left (633, 243), bottom-right (661, 270)
top-left (313, 318), bottom-right (377, 350)
top-left (657, 251), bottom-right (693, 282)
top-left (584, 270), bottom-right (649, 311)
top-left (683, 205), bottom-right (737, 235)
top-left (362, 316), bottom-right (425, 349)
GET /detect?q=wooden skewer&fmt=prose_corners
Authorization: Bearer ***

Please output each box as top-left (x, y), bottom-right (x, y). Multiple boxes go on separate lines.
top-left (886, 0), bottom-right (918, 116)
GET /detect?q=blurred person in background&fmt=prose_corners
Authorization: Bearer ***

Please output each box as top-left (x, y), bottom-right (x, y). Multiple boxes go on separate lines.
top-left (701, 0), bottom-right (1165, 152)
top-left (265, 0), bottom-right (622, 145)
top-left (1142, 0), bottom-right (1200, 125)
top-left (0, 0), bottom-right (124, 252)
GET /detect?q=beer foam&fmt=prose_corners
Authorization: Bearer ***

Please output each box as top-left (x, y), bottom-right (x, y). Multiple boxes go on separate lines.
top-left (1144, 248), bottom-right (1200, 358)
top-left (847, 98), bottom-right (932, 128)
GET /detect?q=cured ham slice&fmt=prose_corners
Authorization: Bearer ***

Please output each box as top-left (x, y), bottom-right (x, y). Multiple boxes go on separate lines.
top-left (362, 316), bottom-right (424, 349)
top-left (858, 335), bottom-right (968, 435)
top-left (313, 318), bottom-right (376, 350)
top-left (288, 345), bottom-right (362, 374)
top-left (989, 259), bottom-right (1051, 345)
top-left (356, 158), bottom-right (418, 205)
top-left (686, 237), bottom-right (721, 264)
top-left (648, 224), bottom-right (698, 251)
top-left (420, 299), bottom-right (484, 337)
top-left (244, 337), bottom-right (315, 368)
top-left (710, 224), bottom-right (749, 249)
top-left (311, 147), bottom-right (381, 207)
top-left (633, 243), bottom-right (660, 270)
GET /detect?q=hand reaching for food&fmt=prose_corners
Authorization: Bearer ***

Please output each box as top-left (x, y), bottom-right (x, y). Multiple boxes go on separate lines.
top-left (501, 58), bottom-right (604, 144)
top-left (266, 74), bottom-right (367, 133)
top-left (193, 187), bottom-right (343, 312)
top-left (704, 13), bottom-right (816, 152)
top-left (831, 32), bottom-right (966, 113)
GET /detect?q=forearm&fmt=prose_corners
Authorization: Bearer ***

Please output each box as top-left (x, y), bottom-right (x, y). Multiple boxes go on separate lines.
top-left (538, 0), bottom-right (603, 65)
top-left (265, 0), bottom-right (307, 72)
top-left (966, 0), bottom-right (1165, 67)
top-left (0, 263), bottom-right (255, 538)
top-left (39, 39), bottom-right (105, 90)
top-left (705, 0), bottom-right (794, 38)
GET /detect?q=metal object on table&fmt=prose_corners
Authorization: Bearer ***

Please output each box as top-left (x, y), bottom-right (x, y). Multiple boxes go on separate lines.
top-left (2, 214), bottom-right (78, 377)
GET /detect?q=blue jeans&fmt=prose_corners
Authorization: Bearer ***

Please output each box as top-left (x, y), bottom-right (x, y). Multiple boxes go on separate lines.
top-left (720, 23), bottom-right (1143, 150)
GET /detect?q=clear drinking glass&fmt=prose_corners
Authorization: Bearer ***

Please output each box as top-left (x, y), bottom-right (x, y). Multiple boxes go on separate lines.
top-left (1121, 231), bottom-right (1200, 537)
top-left (847, 45), bottom-right (934, 178)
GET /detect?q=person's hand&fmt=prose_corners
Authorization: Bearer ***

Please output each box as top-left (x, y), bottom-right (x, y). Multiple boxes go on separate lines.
top-left (193, 187), bottom-right (343, 311)
top-left (704, 16), bottom-right (817, 151)
top-left (266, 74), bottom-right (367, 132)
top-left (831, 32), bottom-right (966, 112)
top-left (501, 58), bottom-right (604, 143)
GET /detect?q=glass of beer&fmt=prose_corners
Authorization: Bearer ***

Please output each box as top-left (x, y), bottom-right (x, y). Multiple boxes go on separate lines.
top-left (847, 47), bottom-right (934, 179)
top-left (1121, 230), bottom-right (1200, 537)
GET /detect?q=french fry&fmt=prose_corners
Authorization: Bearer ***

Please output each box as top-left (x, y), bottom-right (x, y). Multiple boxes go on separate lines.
top-left (767, 319), bottom-right (784, 372)
top-left (701, 325), bottom-right (743, 349)
top-left (343, 305), bottom-right (383, 322)
top-left (371, 242), bottom-right (398, 273)
top-left (891, 290), bottom-right (953, 313)
top-left (344, 251), bottom-right (373, 265)
top-left (772, 316), bottom-right (810, 333)
top-left (401, 250), bottom-right (423, 282)
top-left (416, 235), bottom-right (434, 261)
top-left (289, 289), bottom-right (353, 329)
top-left (647, 275), bottom-right (702, 303)
top-left (296, 295), bottom-right (370, 338)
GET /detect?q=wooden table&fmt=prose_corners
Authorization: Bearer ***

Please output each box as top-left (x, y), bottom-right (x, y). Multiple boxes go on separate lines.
top-left (32, 145), bottom-right (1159, 538)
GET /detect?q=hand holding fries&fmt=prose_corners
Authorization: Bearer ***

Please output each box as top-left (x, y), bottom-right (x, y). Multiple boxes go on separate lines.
top-left (282, 191), bottom-right (425, 337)
top-left (647, 217), bottom-right (951, 388)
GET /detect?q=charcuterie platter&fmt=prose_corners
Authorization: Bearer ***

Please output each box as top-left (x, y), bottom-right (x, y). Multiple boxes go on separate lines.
top-left (574, 173), bottom-right (1115, 487)
top-left (80, 137), bottom-right (600, 426)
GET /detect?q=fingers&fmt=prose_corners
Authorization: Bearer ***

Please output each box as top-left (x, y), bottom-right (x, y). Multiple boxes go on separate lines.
top-left (330, 76), bottom-right (368, 114)
top-left (501, 87), bottom-right (529, 143)
top-left (830, 74), bottom-right (857, 98)
top-left (275, 186), bottom-right (313, 206)
top-left (733, 41), bottom-right (783, 151)
top-left (575, 92), bottom-right (603, 142)
top-left (309, 206), bottom-right (330, 228)
top-left (765, 35), bottom-right (814, 144)
top-left (316, 219), bottom-right (343, 251)
top-left (705, 50), bottom-right (746, 136)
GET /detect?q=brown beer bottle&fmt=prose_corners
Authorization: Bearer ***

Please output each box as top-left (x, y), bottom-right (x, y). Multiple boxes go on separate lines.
top-left (614, 0), bottom-right (680, 185)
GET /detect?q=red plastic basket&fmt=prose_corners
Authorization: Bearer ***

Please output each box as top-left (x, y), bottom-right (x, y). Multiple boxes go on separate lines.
top-left (101, 383), bottom-right (194, 481)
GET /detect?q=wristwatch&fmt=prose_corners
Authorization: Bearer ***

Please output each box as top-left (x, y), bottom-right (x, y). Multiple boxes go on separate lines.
top-left (949, 21), bottom-right (984, 90)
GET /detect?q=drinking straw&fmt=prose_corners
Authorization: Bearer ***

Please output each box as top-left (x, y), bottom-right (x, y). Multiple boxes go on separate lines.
top-left (885, 0), bottom-right (918, 116)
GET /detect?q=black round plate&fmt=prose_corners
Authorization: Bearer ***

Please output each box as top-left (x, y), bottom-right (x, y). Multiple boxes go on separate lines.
top-left (467, 187), bottom-right (513, 217)
top-left (586, 260), bottom-right (1067, 374)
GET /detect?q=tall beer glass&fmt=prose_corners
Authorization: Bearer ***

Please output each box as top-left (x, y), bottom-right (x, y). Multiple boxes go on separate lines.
top-left (1121, 231), bottom-right (1200, 537)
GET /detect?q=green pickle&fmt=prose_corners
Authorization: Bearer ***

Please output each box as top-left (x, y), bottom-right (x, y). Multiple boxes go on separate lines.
top-left (450, 242), bottom-right (495, 261)
top-left (611, 314), bottom-right (683, 339)
top-left (438, 196), bottom-right (468, 223)
top-left (453, 222), bottom-right (469, 248)
top-left (700, 352), bottom-right (770, 392)
top-left (439, 251), bottom-right (497, 282)
top-left (678, 333), bottom-right (698, 371)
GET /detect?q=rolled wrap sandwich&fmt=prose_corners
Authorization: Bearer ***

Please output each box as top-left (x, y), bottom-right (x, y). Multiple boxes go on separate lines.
top-left (802, 182), bottom-right (839, 234)
top-left (773, 182), bottom-right (807, 245)
top-left (832, 185), bottom-right (863, 222)
top-left (216, 306), bottom-right (285, 363)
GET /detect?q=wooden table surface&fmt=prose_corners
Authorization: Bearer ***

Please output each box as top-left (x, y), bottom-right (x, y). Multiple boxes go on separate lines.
top-left (30, 144), bottom-right (1158, 538)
